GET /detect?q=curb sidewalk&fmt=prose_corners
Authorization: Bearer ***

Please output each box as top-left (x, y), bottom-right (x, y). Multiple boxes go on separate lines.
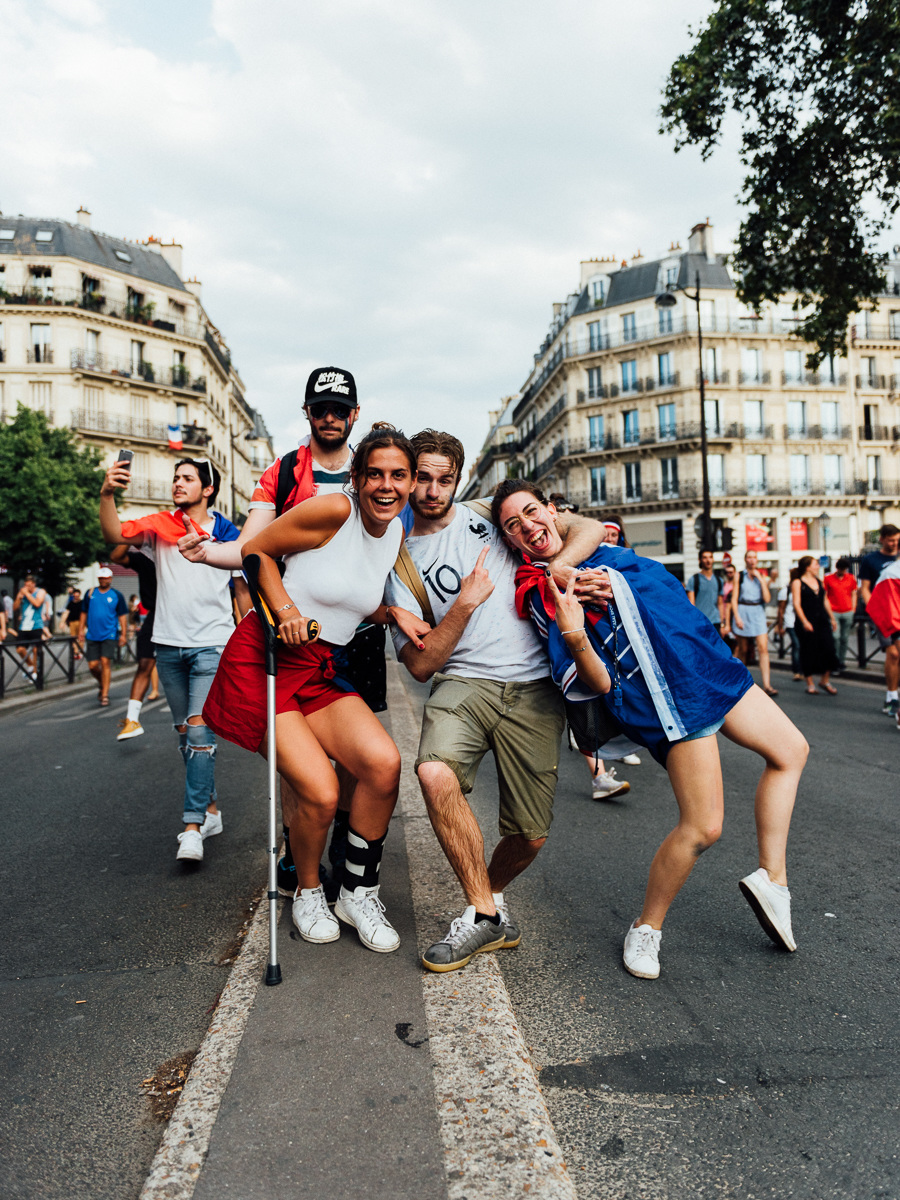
top-left (139, 659), bottom-right (576, 1200)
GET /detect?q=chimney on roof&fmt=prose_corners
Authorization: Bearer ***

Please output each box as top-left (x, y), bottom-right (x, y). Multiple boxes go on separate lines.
top-left (76, 207), bottom-right (91, 229)
top-left (688, 220), bottom-right (715, 262)
top-left (158, 240), bottom-right (183, 278)
top-left (185, 277), bottom-right (202, 302)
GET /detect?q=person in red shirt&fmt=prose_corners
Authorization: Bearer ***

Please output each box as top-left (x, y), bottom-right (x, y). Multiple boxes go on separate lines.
top-left (823, 557), bottom-right (857, 670)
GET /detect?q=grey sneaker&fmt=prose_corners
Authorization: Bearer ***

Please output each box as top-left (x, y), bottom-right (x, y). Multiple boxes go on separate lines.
top-left (493, 892), bottom-right (521, 949)
top-left (882, 698), bottom-right (899, 717)
top-left (592, 768), bottom-right (630, 801)
top-left (422, 905), bottom-right (506, 973)
top-left (739, 868), bottom-right (796, 951)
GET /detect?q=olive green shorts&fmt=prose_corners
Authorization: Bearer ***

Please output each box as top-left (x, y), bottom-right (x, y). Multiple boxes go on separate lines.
top-left (416, 673), bottom-right (566, 840)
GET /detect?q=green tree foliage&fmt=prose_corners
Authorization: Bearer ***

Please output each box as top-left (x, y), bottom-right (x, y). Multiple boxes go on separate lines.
top-left (661, 0), bottom-right (900, 365)
top-left (0, 407), bottom-right (108, 593)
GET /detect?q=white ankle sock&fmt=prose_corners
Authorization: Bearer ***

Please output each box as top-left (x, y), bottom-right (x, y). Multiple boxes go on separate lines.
top-left (887, 690), bottom-right (898, 703)
top-left (127, 699), bottom-right (142, 722)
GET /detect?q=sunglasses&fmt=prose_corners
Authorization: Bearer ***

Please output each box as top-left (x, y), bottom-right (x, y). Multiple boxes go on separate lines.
top-left (308, 401), bottom-right (353, 420)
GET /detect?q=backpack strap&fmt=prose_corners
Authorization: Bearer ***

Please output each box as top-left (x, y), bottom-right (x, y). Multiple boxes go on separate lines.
top-left (274, 449), bottom-right (299, 517)
top-left (393, 542), bottom-right (436, 627)
top-left (461, 498), bottom-right (494, 525)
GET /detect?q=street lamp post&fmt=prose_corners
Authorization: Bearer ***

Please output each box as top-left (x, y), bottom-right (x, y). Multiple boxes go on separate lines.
top-left (656, 271), bottom-right (713, 551)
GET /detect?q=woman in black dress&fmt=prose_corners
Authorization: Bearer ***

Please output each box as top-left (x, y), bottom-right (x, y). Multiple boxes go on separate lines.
top-left (791, 556), bottom-right (839, 694)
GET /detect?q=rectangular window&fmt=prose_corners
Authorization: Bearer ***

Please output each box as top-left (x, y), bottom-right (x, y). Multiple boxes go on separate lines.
top-left (790, 454), bottom-right (810, 495)
top-left (746, 517), bottom-right (775, 552)
top-left (889, 311), bottom-right (900, 339)
top-left (787, 399), bottom-right (807, 436)
top-left (702, 347), bottom-right (718, 382)
top-left (861, 355), bottom-right (877, 384)
top-left (624, 461), bottom-right (642, 500)
top-left (657, 351), bottom-right (673, 386)
top-left (84, 386), bottom-right (103, 420)
top-left (658, 306), bottom-right (673, 334)
top-left (824, 454), bottom-right (843, 495)
top-left (623, 409), bottom-right (640, 444)
top-left (621, 359), bottom-right (637, 392)
top-left (704, 398), bottom-right (720, 435)
top-left (588, 320), bottom-right (607, 351)
top-left (590, 466), bottom-right (606, 504)
top-left (863, 404), bottom-right (879, 437)
top-left (591, 279), bottom-right (605, 304)
top-left (173, 349), bottom-right (188, 387)
top-left (743, 399), bottom-right (764, 436)
top-left (131, 394), bottom-right (148, 426)
top-left (30, 323), bottom-right (51, 363)
top-left (588, 415), bottom-right (604, 449)
top-left (660, 456), bottom-right (679, 497)
top-left (127, 286), bottom-right (145, 315)
top-left (741, 347), bottom-right (762, 382)
top-left (587, 366), bottom-right (602, 398)
top-left (867, 455), bottom-right (882, 490)
top-left (622, 312), bottom-right (637, 343)
top-left (665, 266), bottom-right (678, 286)
top-left (665, 518), bottom-right (683, 554)
top-left (784, 349), bottom-right (803, 383)
top-left (699, 299), bottom-right (716, 327)
top-left (30, 381), bottom-right (52, 415)
top-left (746, 453), bottom-right (767, 494)
top-left (821, 401), bottom-right (840, 437)
top-left (84, 328), bottom-right (100, 368)
top-left (658, 402), bottom-right (676, 440)
top-left (130, 340), bottom-right (144, 374)
top-left (708, 454), bottom-right (725, 495)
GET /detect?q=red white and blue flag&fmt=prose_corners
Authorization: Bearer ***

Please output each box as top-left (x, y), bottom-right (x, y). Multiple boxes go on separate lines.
top-left (167, 423), bottom-right (183, 450)
top-left (866, 559), bottom-right (900, 638)
top-left (120, 510), bottom-right (240, 545)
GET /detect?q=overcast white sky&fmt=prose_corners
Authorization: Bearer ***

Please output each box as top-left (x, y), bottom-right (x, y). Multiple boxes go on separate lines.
top-left (4, 0), bottom-right (748, 467)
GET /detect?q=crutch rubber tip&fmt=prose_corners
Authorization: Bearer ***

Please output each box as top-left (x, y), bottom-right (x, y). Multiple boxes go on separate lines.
top-left (264, 964), bottom-right (283, 987)
top-left (307, 619), bottom-right (320, 642)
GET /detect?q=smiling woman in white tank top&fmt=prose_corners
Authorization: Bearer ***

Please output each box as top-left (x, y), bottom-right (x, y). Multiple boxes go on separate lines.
top-left (203, 425), bottom-right (424, 955)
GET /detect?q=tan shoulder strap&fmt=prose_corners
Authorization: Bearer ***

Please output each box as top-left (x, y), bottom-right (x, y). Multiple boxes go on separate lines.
top-left (393, 541), bottom-right (436, 627)
top-left (461, 497), bottom-right (494, 524)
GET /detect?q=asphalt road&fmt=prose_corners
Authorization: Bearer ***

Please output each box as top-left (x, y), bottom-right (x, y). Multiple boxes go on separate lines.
top-left (405, 671), bottom-right (898, 1200)
top-left (0, 676), bottom-right (269, 1200)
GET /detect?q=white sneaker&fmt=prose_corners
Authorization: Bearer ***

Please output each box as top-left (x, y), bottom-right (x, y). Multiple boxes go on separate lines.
top-left (592, 768), bottom-right (630, 800)
top-left (335, 885), bottom-right (400, 953)
top-left (622, 753), bottom-right (642, 766)
top-left (199, 809), bottom-right (223, 839)
top-left (176, 830), bottom-right (204, 861)
top-left (292, 885), bottom-right (340, 944)
top-left (623, 920), bottom-right (661, 979)
top-left (739, 867), bottom-right (796, 951)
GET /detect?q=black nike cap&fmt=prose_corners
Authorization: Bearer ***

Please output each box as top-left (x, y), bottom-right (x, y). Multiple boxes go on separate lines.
top-left (304, 366), bottom-right (358, 409)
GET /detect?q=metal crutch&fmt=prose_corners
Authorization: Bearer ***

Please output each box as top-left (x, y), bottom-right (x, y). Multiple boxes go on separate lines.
top-left (243, 553), bottom-right (319, 986)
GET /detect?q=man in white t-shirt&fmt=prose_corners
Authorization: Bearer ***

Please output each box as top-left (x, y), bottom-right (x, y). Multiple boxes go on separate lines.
top-left (384, 430), bottom-right (608, 972)
top-left (100, 457), bottom-right (240, 864)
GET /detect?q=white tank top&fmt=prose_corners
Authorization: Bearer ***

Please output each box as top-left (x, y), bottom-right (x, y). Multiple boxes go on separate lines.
top-left (280, 501), bottom-right (403, 645)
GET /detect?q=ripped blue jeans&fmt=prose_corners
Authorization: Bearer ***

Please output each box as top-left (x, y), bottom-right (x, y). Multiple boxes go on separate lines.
top-left (154, 644), bottom-right (223, 825)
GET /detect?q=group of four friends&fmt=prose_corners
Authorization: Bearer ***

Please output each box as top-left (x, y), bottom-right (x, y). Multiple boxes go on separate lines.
top-left (99, 366), bottom-right (808, 981)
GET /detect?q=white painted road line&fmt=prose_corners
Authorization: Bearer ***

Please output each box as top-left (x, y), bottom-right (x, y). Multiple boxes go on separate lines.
top-left (138, 897), bottom-right (270, 1200)
top-left (387, 662), bottom-right (578, 1200)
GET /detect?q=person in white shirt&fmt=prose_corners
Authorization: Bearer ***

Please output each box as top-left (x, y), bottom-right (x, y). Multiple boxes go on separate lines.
top-left (100, 457), bottom-right (240, 864)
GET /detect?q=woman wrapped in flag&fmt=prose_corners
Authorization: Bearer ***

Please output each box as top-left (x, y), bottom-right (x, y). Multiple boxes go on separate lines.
top-left (203, 424), bottom-right (425, 955)
top-left (491, 480), bottom-right (808, 981)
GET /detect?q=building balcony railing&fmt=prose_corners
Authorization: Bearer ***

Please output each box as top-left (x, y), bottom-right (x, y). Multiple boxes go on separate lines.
top-left (781, 371), bottom-right (846, 387)
top-left (739, 423), bottom-right (776, 440)
top-left (70, 408), bottom-right (211, 449)
top-left (642, 372), bottom-right (680, 391)
top-left (518, 395), bottom-right (566, 450)
top-left (26, 348), bottom-right (54, 363)
top-left (565, 476), bottom-right (900, 510)
top-left (124, 478), bottom-right (177, 503)
top-left (70, 349), bottom-right (207, 392)
top-left (856, 374), bottom-right (888, 390)
top-left (854, 324), bottom-right (900, 342)
top-left (0, 287), bottom-right (205, 339)
top-left (697, 369), bottom-right (731, 385)
top-left (532, 442), bottom-right (567, 481)
top-left (859, 424), bottom-right (894, 441)
top-left (737, 370), bottom-right (772, 385)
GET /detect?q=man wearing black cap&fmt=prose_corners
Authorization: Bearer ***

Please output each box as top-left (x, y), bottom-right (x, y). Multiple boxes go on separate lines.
top-left (174, 367), bottom-right (394, 903)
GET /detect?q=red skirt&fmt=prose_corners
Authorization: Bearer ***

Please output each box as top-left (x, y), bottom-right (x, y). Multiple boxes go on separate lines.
top-left (203, 612), bottom-right (358, 752)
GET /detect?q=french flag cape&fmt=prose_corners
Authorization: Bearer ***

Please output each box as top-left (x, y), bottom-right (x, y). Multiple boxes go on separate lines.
top-left (120, 510), bottom-right (240, 545)
top-left (866, 558), bottom-right (900, 638)
top-left (514, 545), bottom-right (752, 743)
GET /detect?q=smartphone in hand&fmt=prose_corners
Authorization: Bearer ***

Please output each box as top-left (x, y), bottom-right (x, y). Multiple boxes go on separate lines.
top-left (116, 449), bottom-right (134, 470)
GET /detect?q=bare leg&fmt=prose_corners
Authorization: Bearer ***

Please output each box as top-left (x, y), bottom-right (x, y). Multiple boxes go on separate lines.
top-left (756, 633), bottom-right (772, 691)
top-left (99, 655), bottom-right (111, 699)
top-left (638, 735), bottom-right (724, 929)
top-left (130, 656), bottom-right (156, 702)
top-left (885, 643), bottom-right (900, 691)
top-left (148, 664), bottom-right (159, 699)
top-left (735, 636), bottom-right (749, 665)
top-left (720, 685), bottom-right (807, 886)
top-left (334, 761), bottom-right (356, 814)
top-left (487, 835), bottom-right (546, 894)
top-left (417, 761), bottom-right (496, 916)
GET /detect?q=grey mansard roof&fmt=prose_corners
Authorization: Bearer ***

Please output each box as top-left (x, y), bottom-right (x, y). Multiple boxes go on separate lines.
top-left (0, 216), bottom-right (187, 291)
top-left (604, 252), bottom-right (733, 307)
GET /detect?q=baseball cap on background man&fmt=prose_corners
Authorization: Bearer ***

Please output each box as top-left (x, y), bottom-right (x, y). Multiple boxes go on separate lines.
top-left (304, 366), bottom-right (358, 410)
top-left (97, 567), bottom-right (113, 578)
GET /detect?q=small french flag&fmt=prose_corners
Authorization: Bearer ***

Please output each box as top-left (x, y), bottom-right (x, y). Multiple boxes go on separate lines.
top-left (167, 423), bottom-right (183, 450)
